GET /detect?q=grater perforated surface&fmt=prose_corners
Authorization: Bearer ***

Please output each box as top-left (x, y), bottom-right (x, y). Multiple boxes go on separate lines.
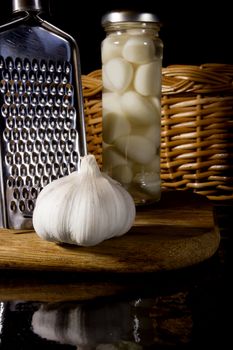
top-left (0, 55), bottom-right (81, 228)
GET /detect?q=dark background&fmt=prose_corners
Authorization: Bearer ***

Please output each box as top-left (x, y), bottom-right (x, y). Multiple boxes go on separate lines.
top-left (1, 0), bottom-right (233, 74)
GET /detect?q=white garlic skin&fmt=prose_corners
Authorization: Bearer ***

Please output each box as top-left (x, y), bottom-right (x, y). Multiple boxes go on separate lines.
top-left (33, 155), bottom-right (136, 246)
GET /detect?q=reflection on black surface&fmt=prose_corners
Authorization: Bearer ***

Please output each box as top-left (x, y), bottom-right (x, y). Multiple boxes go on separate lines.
top-left (0, 293), bottom-right (194, 349)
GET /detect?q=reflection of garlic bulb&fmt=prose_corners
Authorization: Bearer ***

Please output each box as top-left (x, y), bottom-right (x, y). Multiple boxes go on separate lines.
top-left (31, 302), bottom-right (133, 347)
top-left (33, 155), bottom-right (135, 246)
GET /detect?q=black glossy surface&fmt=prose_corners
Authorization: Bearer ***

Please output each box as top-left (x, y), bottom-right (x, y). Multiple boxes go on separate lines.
top-left (0, 204), bottom-right (232, 349)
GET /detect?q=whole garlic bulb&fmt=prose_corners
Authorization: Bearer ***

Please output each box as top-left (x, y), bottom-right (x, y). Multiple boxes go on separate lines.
top-left (32, 155), bottom-right (136, 246)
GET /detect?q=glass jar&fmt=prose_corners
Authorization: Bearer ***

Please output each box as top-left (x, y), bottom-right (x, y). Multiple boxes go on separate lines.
top-left (101, 11), bottom-right (163, 205)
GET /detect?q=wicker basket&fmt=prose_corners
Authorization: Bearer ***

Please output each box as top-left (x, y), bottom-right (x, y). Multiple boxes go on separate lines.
top-left (81, 64), bottom-right (233, 201)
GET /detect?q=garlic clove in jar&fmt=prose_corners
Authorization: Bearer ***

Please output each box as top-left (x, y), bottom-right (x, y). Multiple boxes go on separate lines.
top-left (122, 36), bottom-right (155, 64)
top-left (115, 135), bottom-right (155, 165)
top-left (33, 155), bottom-right (136, 246)
top-left (121, 91), bottom-right (157, 126)
top-left (103, 58), bottom-right (133, 92)
top-left (134, 60), bottom-right (162, 96)
top-left (102, 111), bottom-right (131, 144)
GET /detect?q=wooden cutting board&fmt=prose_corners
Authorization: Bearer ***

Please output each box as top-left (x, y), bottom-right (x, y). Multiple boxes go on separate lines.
top-left (0, 191), bottom-right (220, 273)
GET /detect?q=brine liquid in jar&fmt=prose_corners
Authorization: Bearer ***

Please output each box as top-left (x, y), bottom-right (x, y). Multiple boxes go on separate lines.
top-left (101, 11), bottom-right (163, 205)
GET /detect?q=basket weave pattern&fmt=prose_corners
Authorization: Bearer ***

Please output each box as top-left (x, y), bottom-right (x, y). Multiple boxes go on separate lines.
top-left (82, 65), bottom-right (233, 200)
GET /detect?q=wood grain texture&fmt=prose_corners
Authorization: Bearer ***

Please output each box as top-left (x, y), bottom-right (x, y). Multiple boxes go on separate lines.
top-left (0, 191), bottom-right (220, 274)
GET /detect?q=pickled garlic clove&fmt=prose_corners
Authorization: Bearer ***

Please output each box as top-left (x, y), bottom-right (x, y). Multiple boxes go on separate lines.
top-left (101, 35), bottom-right (126, 63)
top-left (102, 111), bottom-right (131, 144)
top-left (121, 91), bottom-right (157, 126)
top-left (103, 58), bottom-right (133, 92)
top-left (122, 36), bottom-right (155, 64)
top-left (134, 61), bottom-right (161, 96)
top-left (115, 135), bottom-right (155, 164)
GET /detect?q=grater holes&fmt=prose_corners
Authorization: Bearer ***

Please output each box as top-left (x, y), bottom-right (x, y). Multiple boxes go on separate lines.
top-left (69, 163), bottom-right (76, 173)
top-left (20, 164), bottom-right (27, 176)
top-left (22, 187), bottom-right (29, 199)
top-left (21, 69), bottom-right (28, 82)
top-left (54, 129), bottom-right (61, 141)
top-left (27, 200), bottom-right (34, 211)
top-left (55, 96), bottom-right (62, 107)
top-left (16, 116), bottom-right (23, 128)
top-left (49, 117), bottom-right (56, 128)
top-left (6, 57), bottom-right (14, 70)
top-left (46, 128), bottom-right (53, 140)
top-left (13, 185), bottom-right (20, 200)
top-left (2, 68), bottom-right (11, 81)
top-left (4, 91), bottom-right (13, 105)
top-left (1, 104), bottom-right (9, 117)
top-left (38, 128), bottom-right (45, 140)
top-left (51, 140), bottom-right (58, 152)
top-left (14, 152), bottom-right (22, 165)
top-left (19, 200), bottom-right (26, 213)
top-left (23, 58), bottom-right (31, 71)
top-left (32, 116), bottom-right (40, 128)
top-left (43, 140), bottom-right (50, 152)
top-left (29, 128), bottom-right (37, 140)
top-left (65, 152), bottom-right (70, 163)
top-left (64, 62), bottom-right (71, 75)
top-left (37, 71), bottom-right (44, 84)
top-left (16, 176), bottom-right (24, 187)
top-left (65, 117), bottom-right (73, 128)
top-left (7, 176), bottom-right (15, 188)
top-left (62, 129), bottom-right (69, 141)
top-left (24, 152), bottom-right (31, 164)
top-left (50, 83), bottom-right (57, 95)
top-left (6, 152), bottom-right (13, 165)
top-left (67, 106), bottom-right (76, 118)
top-left (24, 116), bottom-right (32, 128)
top-left (53, 163), bottom-right (60, 176)
top-left (9, 80), bottom-right (16, 93)
top-left (29, 71), bottom-right (36, 83)
top-left (15, 57), bottom-right (22, 71)
top-left (44, 106), bottom-right (51, 117)
top-left (10, 201), bottom-right (17, 212)
top-left (57, 117), bottom-right (64, 128)
top-left (6, 116), bottom-right (15, 129)
top-left (41, 116), bottom-right (49, 128)
top-left (12, 128), bottom-right (20, 140)
top-left (34, 82), bottom-right (41, 95)
top-left (51, 175), bottom-right (57, 182)
top-left (26, 140), bottom-right (34, 152)
top-left (45, 72), bottom-right (52, 84)
top-left (30, 188), bottom-right (37, 199)
top-left (12, 69), bottom-right (19, 82)
top-left (11, 165), bottom-right (19, 176)
top-left (61, 73), bottom-right (69, 84)
top-left (9, 141), bottom-right (16, 153)
top-left (10, 104), bottom-right (18, 117)
top-left (32, 152), bottom-right (39, 163)
top-left (67, 140), bottom-right (74, 151)
top-left (48, 152), bottom-right (55, 163)
top-left (56, 151), bottom-right (63, 163)
top-left (34, 174), bottom-right (41, 187)
top-left (61, 106), bottom-right (67, 118)
top-left (37, 164), bottom-right (44, 176)
top-left (17, 81), bottom-right (24, 94)
top-left (21, 128), bottom-right (29, 140)
top-left (40, 60), bottom-right (47, 72)
top-left (3, 128), bottom-right (11, 141)
top-left (41, 82), bottom-right (49, 95)
top-left (58, 83), bottom-right (65, 95)
top-left (18, 140), bottom-right (25, 152)
top-left (46, 164), bottom-right (52, 175)
top-left (53, 73), bottom-right (60, 84)
top-left (42, 175), bottom-right (49, 186)
top-left (22, 93), bottom-right (30, 105)
top-left (48, 60), bottom-right (55, 72)
top-left (35, 140), bottom-right (42, 152)
top-left (19, 105), bottom-right (27, 116)
top-left (72, 151), bottom-right (79, 163)
top-left (39, 95), bottom-right (46, 106)
top-left (25, 176), bottom-right (32, 187)
top-left (0, 80), bottom-right (8, 94)
top-left (31, 93), bottom-right (38, 106)
top-left (0, 55), bottom-right (5, 69)
top-left (32, 59), bottom-right (39, 72)
top-left (13, 92), bottom-right (21, 105)
top-left (65, 84), bottom-right (73, 96)
top-left (52, 107), bottom-right (60, 117)
top-left (25, 81), bottom-right (33, 94)
top-left (59, 140), bottom-right (66, 152)
top-left (40, 152), bottom-right (47, 163)
top-left (29, 164), bottom-right (36, 176)
top-left (62, 163), bottom-right (68, 176)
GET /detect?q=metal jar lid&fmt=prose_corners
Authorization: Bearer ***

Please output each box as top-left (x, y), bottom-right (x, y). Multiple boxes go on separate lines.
top-left (101, 11), bottom-right (160, 27)
top-left (12, 0), bottom-right (46, 12)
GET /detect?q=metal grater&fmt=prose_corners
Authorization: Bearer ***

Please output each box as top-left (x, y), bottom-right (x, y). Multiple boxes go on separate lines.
top-left (0, 0), bottom-right (87, 229)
